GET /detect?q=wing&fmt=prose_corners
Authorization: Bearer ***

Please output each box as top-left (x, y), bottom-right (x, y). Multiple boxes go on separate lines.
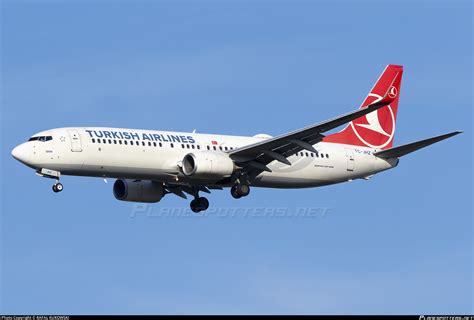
top-left (229, 69), bottom-right (402, 178)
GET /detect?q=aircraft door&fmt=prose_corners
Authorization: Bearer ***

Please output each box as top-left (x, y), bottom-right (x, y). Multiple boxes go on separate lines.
top-left (68, 129), bottom-right (83, 152)
top-left (344, 148), bottom-right (355, 171)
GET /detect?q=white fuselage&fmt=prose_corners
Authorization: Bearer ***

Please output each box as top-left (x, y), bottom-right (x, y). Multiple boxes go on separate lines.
top-left (12, 127), bottom-right (398, 189)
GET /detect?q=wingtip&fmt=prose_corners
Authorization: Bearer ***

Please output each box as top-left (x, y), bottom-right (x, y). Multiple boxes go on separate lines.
top-left (443, 131), bottom-right (463, 139)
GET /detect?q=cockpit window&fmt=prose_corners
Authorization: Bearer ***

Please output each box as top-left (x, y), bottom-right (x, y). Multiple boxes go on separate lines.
top-left (28, 136), bottom-right (52, 142)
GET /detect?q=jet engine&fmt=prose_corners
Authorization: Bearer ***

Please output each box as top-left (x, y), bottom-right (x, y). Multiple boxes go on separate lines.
top-left (182, 151), bottom-right (235, 178)
top-left (113, 179), bottom-right (164, 203)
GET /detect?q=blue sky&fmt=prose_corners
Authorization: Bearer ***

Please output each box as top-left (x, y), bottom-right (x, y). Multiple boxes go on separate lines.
top-left (1, 0), bottom-right (472, 314)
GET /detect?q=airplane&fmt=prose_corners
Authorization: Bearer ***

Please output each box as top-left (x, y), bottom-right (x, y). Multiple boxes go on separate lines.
top-left (11, 64), bottom-right (461, 213)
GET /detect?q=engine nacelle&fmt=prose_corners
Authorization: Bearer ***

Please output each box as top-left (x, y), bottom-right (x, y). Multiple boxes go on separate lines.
top-left (182, 151), bottom-right (235, 178)
top-left (113, 179), bottom-right (164, 203)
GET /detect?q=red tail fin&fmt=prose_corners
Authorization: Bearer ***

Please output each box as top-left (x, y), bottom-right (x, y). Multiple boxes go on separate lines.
top-left (323, 64), bottom-right (403, 150)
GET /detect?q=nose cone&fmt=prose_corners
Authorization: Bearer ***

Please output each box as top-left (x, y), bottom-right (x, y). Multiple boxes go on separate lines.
top-left (11, 143), bottom-right (30, 164)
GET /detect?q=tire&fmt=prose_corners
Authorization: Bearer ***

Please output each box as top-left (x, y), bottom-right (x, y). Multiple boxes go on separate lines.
top-left (52, 185), bottom-right (58, 193)
top-left (198, 197), bottom-right (209, 211)
top-left (190, 199), bottom-right (200, 213)
top-left (55, 183), bottom-right (63, 192)
top-left (231, 186), bottom-right (241, 199)
top-left (237, 184), bottom-right (250, 197)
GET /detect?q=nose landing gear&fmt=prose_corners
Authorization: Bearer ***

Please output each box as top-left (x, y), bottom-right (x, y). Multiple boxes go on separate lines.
top-left (52, 182), bottom-right (63, 193)
top-left (36, 168), bottom-right (63, 193)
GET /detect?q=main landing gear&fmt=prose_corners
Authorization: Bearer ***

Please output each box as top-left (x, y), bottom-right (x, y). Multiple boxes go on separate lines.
top-left (188, 183), bottom-right (250, 213)
top-left (231, 183), bottom-right (250, 199)
top-left (190, 196), bottom-right (209, 213)
top-left (52, 181), bottom-right (63, 193)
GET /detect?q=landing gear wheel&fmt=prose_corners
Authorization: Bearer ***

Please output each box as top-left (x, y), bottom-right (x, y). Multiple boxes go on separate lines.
top-left (197, 197), bottom-right (209, 211)
top-left (236, 184), bottom-right (250, 197)
top-left (231, 185), bottom-right (242, 199)
top-left (190, 199), bottom-right (199, 213)
top-left (231, 184), bottom-right (250, 198)
top-left (190, 197), bottom-right (209, 213)
top-left (52, 182), bottom-right (63, 193)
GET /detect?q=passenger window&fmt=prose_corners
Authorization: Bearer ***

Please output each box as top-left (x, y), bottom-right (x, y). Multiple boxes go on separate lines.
top-left (148, 141), bottom-right (152, 146)
top-left (135, 141), bottom-right (139, 146)
top-left (224, 146), bottom-right (228, 151)
top-left (92, 138), bottom-right (95, 143)
top-left (305, 152), bottom-right (309, 157)
top-left (159, 142), bottom-right (163, 147)
top-left (219, 146), bottom-right (223, 151)
top-left (124, 140), bottom-right (128, 145)
top-left (102, 139), bottom-right (106, 143)
top-left (213, 146), bottom-right (217, 150)
top-left (170, 143), bottom-right (174, 148)
top-left (108, 139), bottom-right (111, 144)
top-left (197, 145), bottom-right (200, 150)
top-left (186, 145), bottom-right (190, 149)
top-left (153, 142), bottom-right (157, 147)
top-left (119, 140), bottom-right (122, 145)
top-left (181, 144), bottom-right (185, 148)
top-left (113, 140), bottom-right (117, 144)
top-left (326, 154), bottom-right (329, 158)
top-left (191, 145), bottom-right (195, 149)
top-left (207, 146), bottom-right (210, 150)
top-left (142, 141), bottom-right (145, 146)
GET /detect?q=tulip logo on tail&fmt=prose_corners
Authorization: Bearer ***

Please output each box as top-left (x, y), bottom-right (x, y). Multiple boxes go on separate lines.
top-left (388, 86), bottom-right (398, 99)
top-left (350, 92), bottom-right (396, 149)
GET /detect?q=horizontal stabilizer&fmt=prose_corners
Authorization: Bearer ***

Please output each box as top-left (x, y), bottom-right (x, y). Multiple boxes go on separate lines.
top-left (373, 131), bottom-right (462, 159)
